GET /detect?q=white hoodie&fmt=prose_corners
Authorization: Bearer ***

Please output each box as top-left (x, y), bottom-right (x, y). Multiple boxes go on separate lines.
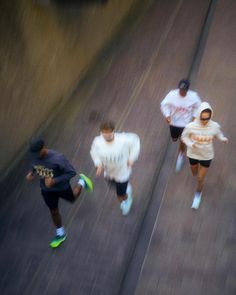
top-left (160, 89), bottom-right (201, 127)
top-left (90, 132), bottom-right (140, 182)
top-left (181, 102), bottom-right (227, 160)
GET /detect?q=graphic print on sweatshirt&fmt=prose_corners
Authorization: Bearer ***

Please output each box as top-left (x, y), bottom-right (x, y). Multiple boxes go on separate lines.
top-left (102, 151), bottom-right (125, 166)
top-left (170, 104), bottom-right (196, 121)
top-left (191, 134), bottom-right (213, 144)
top-left (34, 165), bottom-right (54, 178)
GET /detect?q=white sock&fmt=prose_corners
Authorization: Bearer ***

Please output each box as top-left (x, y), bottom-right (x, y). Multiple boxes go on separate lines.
top-left (78, 178), bottom-right (85, 188)
top-left (56, 227), bottom-right (65, 237)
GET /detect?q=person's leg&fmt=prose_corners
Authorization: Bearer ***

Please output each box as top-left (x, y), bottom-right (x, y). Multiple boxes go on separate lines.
top-left (72, 184), bottom-right (82, 199)
top-left (106, 178), bottom-right (125, 202)
top-left (179, 139), bottom-right (186, 154)
top-left (49, 204), bottom-right (66, 247)
top-left (196, 165), bottom-right (209, 193)
top-left (191, 164), bottom-right (198, 176)
top-left (41, 190), bottom-right (66, 247)
top-left (42, 190), bottom-right (61, 227)
top-left (192, 160), bottom-right (211, 210)
top-left (126, 182), bottom-right (132, 198)
top-left (117, 195), bottom-right (127, 203)
top-left (115, 181), bottom-right (133, 215)
top-left (116, 181), bottom-right (128, 203)
top-left (170, 126), bottom-right (185, 172)
top-left (169, 125), bottom-right (178, 143)
top-left (50, 208), bottom-right (62, 228)
top-left (189, 158), bottom-right (199, 176)
top-left (72, 173), bottom-right (94, 198)
top-left (50, 208), bottom-right (66, 248)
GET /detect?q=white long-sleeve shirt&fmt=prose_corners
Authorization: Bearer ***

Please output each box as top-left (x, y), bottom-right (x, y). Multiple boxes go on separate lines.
top-left (160, 89), bottom-right (201, 127)
top-left (181, 102), bottom-right (228, 160)
top-left (90, 132), bottom-right (140, 182)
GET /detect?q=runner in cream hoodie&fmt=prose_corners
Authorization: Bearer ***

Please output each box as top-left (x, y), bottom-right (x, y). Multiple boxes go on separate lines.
top-left (181, 102), bottom-right (228, 209)
top-left (90, 121), bottom-right (140, 215)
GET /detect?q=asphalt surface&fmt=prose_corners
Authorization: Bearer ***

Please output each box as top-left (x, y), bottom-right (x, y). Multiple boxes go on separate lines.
top-left (0, 0), bottom-right (235, 294)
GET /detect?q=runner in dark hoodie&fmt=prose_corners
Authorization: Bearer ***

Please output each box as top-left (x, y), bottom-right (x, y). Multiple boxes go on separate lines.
top-left (26, 138), bottom-right (93, 248)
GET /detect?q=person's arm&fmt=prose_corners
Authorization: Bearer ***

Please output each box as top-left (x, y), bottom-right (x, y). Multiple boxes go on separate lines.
top-left (192, 94), bottom-right (201, 121)
top-left (127, 133), bottom-right (141, 166)
top-left (181, 126), bottom-right (195, 147)
top-left (215, 124), bottom-right (228, 143)
top-left (90, 139), bottom-right (103, 176)
top-left (160, 95), bottom-right (171, 124)
top-left (46, 155), bottom-right (76, 187)
top-left (26, 166), bottom-right (36, 181)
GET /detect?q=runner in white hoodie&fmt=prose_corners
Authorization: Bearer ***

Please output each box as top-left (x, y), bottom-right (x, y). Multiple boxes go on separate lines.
top-left (181, 102), bottom-right (228, 209)
top-left (90, 121), bottom-right (140, 215)
top-left (160, 79), bottom-right (201, 172)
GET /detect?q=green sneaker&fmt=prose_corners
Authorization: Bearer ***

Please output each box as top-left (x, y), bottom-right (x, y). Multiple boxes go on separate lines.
top-left (50, 234), bottom-right (66, 248)
top-left (79, 173), bottom-right (93, 192)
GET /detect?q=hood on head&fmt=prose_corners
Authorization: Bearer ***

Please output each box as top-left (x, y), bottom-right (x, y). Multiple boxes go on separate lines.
top-left (196, 101), bottom-right (213, 121)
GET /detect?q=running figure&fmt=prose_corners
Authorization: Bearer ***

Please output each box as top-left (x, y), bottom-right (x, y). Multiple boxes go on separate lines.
top-left (181, 102), bottom-right (228, 209)
top-left (26, 138), bottom-right (93, 248)
top-left (90, 121), bottom-right (140, 215)
top-left (160, 79), bottom-right (201, 172)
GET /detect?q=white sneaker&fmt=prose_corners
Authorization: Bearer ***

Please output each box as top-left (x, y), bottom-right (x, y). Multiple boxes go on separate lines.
top-left (120, 195), bottom-right (133, 216)
top-left (175, 153), bottom-right (184, 172)
top-left (191, 192), bottom-right (202, 210)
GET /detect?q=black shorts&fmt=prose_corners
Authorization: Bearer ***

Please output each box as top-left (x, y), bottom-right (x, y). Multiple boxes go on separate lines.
top-left (41, 186), bottom-right (75, 210)
top-left (169, 125), bottom-right (184, 140)
top-left (188, 158), bottom-right (212, 168)
top-left (108, 180), bottom-right (128, 196)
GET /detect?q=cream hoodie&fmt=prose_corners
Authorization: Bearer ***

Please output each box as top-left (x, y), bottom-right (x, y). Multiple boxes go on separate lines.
top-left (181, 102), bottom-right (228, 160)
top-left (90, 132), bottom-right (140, 182)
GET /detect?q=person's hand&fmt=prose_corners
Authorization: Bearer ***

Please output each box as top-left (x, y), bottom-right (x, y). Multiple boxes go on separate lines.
top-left (26, 172), bottom-right (35, 181)
top-left (45, 177), bottom-right (55, 188)
top-left (127, 160), bottom-right (134, 167)
top-left (222, 137), bottom-right (229, 144)
top-left (166, 116), bottom-right (171, 124)
top-left (96, 166), bottom-right (103, 177)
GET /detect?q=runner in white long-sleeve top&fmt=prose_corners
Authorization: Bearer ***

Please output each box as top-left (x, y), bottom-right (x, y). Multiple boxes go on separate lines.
top-left (160, 79), bottom-right (201, 172)
top-left (90, 121), bottom-right (140, 215)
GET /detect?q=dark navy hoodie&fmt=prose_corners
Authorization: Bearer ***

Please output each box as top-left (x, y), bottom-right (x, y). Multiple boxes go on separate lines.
top-left (31, 150), bottom-right (76, 191)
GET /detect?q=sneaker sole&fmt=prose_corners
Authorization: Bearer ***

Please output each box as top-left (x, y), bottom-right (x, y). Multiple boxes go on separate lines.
top-left (50, 236), bottom-right (67, 248)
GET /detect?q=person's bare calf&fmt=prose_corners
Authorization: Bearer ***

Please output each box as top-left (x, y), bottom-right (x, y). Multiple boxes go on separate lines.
top-left (73, 184), bottom-right (82, 199)
top-left (50, 208), bottom-right (62, 228)
top-left (191, 164), bottom-right (198, 176)
top-left (118, 194), bottom-right (127, 203)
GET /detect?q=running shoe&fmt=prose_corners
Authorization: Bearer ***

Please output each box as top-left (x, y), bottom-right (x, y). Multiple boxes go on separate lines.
top-left (79, 173), bottom-right (93, 192)
top-left (120, 194), bottom-right (133, 216)
top-left (191, 192), bottom-right (202, 210)
top-left (50, 234), bottom-right (67, 248)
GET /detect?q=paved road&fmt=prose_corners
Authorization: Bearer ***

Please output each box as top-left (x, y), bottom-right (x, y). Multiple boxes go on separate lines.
top-left (0, 0), bottom-right (235, 294)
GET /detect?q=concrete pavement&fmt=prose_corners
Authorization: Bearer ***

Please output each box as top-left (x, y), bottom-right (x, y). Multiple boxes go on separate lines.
top-left (0, 0), bottom-right (235, 294)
